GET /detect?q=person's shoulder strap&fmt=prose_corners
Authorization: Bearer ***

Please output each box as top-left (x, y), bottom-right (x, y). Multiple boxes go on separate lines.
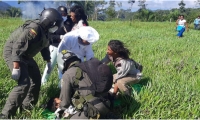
top-left (73, 67), bottom-right (83, 87)
top-left (22, 19), bottom-right (39, 28)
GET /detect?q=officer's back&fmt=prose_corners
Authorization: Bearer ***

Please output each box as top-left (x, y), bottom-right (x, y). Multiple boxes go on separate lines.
top-left (56, 52), bottom-right (113, 119)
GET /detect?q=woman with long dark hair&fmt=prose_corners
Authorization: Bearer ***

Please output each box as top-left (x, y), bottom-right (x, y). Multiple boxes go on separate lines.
top-left (70, 5), bottom-right (89, 30)
top-left (101, 40), bottom-right (143, 97)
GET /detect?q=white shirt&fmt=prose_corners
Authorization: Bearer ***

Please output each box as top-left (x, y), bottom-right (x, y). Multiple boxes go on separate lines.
top-left (72, 20), bottom-right (85, 31)
top-left (57, 30), bottom-right (94, 62)
top-left (178, 19), bottom-right (186, 27)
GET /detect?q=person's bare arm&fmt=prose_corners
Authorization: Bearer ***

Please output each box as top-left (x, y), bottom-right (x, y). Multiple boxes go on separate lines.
top-left (113, 83), bottom-right (119, 95)
top-left (13, 62), bottom-right (20, 69)
top-left (176, 19), bottom-right (179, 25)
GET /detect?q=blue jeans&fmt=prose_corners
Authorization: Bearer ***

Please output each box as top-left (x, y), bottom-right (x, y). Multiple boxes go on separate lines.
top-left (177, 27), bottom-right (185, 37)
top-left (194, 24), bottom-right (197, 29)
top-left (194, 24), bottom-right (200, 30)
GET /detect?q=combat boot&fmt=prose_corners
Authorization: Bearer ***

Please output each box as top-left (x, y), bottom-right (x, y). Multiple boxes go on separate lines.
top-left (0, 113), bottom-right (8, 119)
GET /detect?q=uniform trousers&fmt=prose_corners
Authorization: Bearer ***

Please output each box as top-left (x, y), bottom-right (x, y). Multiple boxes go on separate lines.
top-left (2, 45), bottom-right (41, 117)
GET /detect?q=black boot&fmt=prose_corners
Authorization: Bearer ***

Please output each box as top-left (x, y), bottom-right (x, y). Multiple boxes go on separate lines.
top-left (0, 114), bottom-right (8, 119)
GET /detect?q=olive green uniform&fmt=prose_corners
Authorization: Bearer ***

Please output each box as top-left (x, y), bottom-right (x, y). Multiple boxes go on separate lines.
top-left (60, 66), bottom-right (110, 119)
top-left (2, 19), bottom-right (50, 117)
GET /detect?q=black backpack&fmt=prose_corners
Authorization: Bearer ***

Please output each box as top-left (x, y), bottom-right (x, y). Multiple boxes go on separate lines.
top-left (74, 58), bottom-right (113, 95)
top-left (72, 58), bottom-right (113, 118)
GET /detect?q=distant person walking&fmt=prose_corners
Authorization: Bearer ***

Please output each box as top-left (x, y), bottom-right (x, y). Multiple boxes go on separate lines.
top-left (193, 16), bottom-right (200, 30)
top-left (176, 15), bottom-right (188, 38)
top-left (175, 15), bottom-right (181, 30)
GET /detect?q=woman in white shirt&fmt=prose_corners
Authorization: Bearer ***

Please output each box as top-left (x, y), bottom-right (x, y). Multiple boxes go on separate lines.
top-left (177, 15), bottom-right (188, 38)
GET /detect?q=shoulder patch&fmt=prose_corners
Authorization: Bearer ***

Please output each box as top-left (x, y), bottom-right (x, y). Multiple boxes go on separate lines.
top-left (29, 29), bottom-right (37, 37)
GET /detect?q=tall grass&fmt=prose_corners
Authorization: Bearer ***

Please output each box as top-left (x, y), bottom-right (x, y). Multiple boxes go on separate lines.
top-left (0, 18), bottom-right (200, 119)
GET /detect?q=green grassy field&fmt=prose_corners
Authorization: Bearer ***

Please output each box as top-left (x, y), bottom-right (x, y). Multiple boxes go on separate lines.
top-left (0, 18), bottom-right (200, 119)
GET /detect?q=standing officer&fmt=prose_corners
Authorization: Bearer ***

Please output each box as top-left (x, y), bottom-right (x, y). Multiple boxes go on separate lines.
top-left (41, 6), bottom-right (73, 84)
top-left (0, 8), bottom-right (63, 119)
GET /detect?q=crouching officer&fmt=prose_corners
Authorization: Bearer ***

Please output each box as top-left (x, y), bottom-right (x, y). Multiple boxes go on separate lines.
top-left (50, 51), bottom-right (113, 119)
top-left (0, 8), bottom-right (63, 119)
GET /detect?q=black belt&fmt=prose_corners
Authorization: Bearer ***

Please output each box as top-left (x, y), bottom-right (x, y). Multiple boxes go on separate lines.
top-left (21, 55), bottom-right (31, 60)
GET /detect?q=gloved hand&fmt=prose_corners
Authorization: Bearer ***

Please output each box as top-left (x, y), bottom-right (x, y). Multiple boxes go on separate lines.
top-left (47, 62), bottom-right (52, 74)
top-left (12, 68), bottom-right (20, 81)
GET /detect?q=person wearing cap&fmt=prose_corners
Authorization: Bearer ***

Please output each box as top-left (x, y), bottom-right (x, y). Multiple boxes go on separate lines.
top-left (57, 26), bottom-right (99, 62)
top-left (41, 6), bottom-right (73, 85)
top-left (47, 51), bottom-right (112, 119)
top-left (56, 26), bottom-right (99, 88)
top-left (70, 5), bottom-right (89, 30)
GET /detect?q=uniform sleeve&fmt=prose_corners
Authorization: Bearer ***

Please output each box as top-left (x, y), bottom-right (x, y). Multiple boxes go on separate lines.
top-left (85, 45), bottom-right (94, 61)
top-left (101, 54), bottom-right (111, 64)
top-left (64, 17), bottom-right (73, 32)
top-left (12, 27), bottom-right (39, 62)
top-left (59, 72), bottom-right (73, 110)
top-left (49, 33), bottom-right (61, 44)
top-left (115, 59), bottom-right (132, 80)
top-left (40, 46), bottom-right (50, 61)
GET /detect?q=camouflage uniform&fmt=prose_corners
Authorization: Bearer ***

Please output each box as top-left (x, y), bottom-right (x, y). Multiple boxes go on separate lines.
top-left (60, 64), bottom-right (110, 119)
top-left (2, 19), bottom-right (50, 117)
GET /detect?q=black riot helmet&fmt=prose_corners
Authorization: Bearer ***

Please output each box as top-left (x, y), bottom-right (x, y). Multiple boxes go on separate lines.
top-left (57, 6), bottom-right (68, 16)
top-left (39, 8), bottom-right (63, 30)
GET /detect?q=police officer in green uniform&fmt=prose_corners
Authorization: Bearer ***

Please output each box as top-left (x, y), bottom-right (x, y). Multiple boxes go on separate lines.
top-left (0, 8), bottom-right (63, 119)
top-left (50, 51), bottom-right (113, 119)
